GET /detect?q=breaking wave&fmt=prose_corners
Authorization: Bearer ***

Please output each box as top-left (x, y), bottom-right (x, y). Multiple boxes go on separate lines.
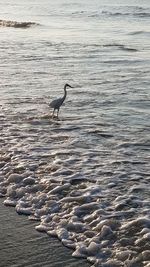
top-left (0, 19), bottom-right (39, 28)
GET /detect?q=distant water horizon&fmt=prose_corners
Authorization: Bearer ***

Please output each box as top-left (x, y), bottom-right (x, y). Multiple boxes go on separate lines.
top-left (0, 0), bottom-right (150, 266)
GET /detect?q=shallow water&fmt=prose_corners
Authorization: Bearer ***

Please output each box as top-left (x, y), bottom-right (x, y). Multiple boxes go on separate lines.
top-left (0, 199), bottom-right (90, 267)
top-left (0, 0), bottom-right (150, 266)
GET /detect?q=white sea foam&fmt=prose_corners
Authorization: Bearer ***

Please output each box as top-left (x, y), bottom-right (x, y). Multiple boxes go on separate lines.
top-left (0, 136), bottom-right (149, 266)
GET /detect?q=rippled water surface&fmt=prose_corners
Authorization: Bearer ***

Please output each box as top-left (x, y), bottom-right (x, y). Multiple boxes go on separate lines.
top-left (0, 0), bottom-right (150, 266)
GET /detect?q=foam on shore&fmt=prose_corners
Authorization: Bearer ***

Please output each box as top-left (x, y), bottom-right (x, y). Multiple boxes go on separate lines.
top-left (0, 136), bottom-right (149, 267)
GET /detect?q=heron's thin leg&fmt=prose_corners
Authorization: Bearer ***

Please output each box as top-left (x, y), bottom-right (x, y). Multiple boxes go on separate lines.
top-left (57, 108), bottom-right (59, 118)
top-left (52, 109), bottom-right (55, 118)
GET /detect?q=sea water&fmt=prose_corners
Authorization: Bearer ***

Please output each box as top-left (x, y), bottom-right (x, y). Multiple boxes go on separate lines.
top-left (0, 0), bottom-right (150, 266)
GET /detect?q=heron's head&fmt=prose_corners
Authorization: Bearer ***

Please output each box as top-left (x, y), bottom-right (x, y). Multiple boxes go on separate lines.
top-left (64, 83), bottom-right (73, 89)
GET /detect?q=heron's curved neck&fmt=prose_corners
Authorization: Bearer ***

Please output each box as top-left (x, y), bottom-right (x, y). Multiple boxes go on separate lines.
top-left (62, 85), bottom-right (67, 100)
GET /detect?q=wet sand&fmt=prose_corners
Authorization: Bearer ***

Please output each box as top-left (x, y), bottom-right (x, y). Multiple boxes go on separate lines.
top-left (0, 199), bottom-right (89, 267)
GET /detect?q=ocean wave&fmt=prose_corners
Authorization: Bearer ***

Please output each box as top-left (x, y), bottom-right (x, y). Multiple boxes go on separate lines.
top-left (84, 5), bottom-right (150, 19)
top-left (71, 6), bottom-right (150, 19)
top-left (103, 43), bottom-right (138, 52)
top-left (101, 10), bottom-right (150, 18)
top-left (129, 30), bottom-right (150, 35)
top-left (0, 19), bottom-right (39, 28)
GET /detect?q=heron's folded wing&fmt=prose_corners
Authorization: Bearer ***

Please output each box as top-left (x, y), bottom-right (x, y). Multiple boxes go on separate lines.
top-left (49, 98), bottom-right (62, 108)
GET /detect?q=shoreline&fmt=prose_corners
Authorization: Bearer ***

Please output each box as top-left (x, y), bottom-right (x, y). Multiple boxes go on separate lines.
top-left (0, 198), bottom-right (89, 267)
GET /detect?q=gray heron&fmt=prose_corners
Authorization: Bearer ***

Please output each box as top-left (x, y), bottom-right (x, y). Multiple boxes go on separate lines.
top-left (49, 83), bottom-right (73, 118)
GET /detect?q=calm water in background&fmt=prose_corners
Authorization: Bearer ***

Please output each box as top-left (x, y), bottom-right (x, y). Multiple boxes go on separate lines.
top-left (0, 1), bottom-right (150, 266)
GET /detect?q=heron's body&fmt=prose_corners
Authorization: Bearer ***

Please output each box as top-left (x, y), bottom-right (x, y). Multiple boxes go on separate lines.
top-left (49, 83), bottom-right (72, 118)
